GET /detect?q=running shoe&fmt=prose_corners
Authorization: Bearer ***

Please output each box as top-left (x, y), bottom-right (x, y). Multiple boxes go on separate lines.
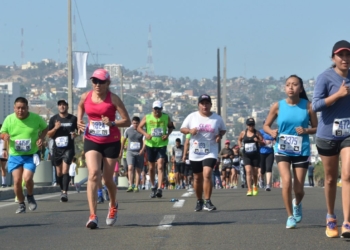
top-left (104, 188), bottom-right (110, 201)
top-left (133, 187), bottom-right (139, 192)
top-left (341, 223), bottom-right (350, 238)
top-left (75, 183), bottom-right (81, 193)
top-left (150, 187), bottom-right (157, 198)
top-left (1, 184), bottom-right (6, 188)
top-left (265, 185), bottom-right (271, 191)
top-left (14, 196), bottom-right (18, 203)
top-left (97, 195), bottom-right (104, 204)
top-left (27, 195), bottom-right (37, 211)
top-left (204, 200), bottom-right (216, 211)
top-left (142, 185), bottom-right (145, 190)
top-left (292, 198), bottom-right (302, 223)
top-left (106, 203), bottom-right (118, 226)
top-left (16, 203), bottom-right (26, 214)
top-left (253, 186), bottom-right (258, 196)
top-left (60, 192), bottom-right (68, 202)
top-left (156, 188), bottom-right (162, 198)
top-left (326, 217), bottom-right (339, 238)
top-left (86, 214), bottom-right (99, 229)
top-left (126, 186), bottom-right (133, 192)
top-left (246, 190), bottom-right (252, 196)
top-left (286, 216), bottom-right (296, 229)
top-left (194, 199), bottom-right (204, 212)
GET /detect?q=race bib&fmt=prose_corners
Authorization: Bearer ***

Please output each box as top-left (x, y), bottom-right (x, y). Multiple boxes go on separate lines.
top-left (130, 142), bottom-right (140, 150)
top-left (223, 158), bottom-right (231, 164)
top-left (55, 136), bottom-right (68, 147)
top-left (175, 151), bottom-right (182, 157)
top-left (332, 118), bottom-right (350, 137)
top-left (264, 139), bottom-right (273, 148)
top-left (89, 121), bottom-right (110, 137)
top-left (193, 140), bottom-right (210, 155)
top-left (151, 128), bottom-right (163, 137)
top-left (15, 139), bottom-right (31, 152)
top-left (278, 134), bottom-right (303, 155)
top-left (232, 157), bottom-right (240, 163)
top-left (244, 143), bottom-right (257, 153)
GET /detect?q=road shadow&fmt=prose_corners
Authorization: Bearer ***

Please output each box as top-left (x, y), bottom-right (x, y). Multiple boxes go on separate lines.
top-left (172, 221), bottom-right (235, 226)
top-left (0, 223), bottom-right (52, 229)
top-left (216, 207), bottom-right (285, 212)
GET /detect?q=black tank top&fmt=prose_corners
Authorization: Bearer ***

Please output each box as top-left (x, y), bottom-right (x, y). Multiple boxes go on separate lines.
top-left (243, 129), bottom-right (259, 154)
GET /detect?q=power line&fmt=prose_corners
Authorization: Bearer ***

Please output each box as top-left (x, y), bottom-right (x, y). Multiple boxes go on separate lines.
top-left (73, 0), bottom-right (96, 64)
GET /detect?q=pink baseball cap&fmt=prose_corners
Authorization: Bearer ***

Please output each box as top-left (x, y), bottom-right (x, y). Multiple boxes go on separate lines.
top-left (225, 140), bottom-right (230, 144)
top-left (90, 69), bottom-right (110, 81)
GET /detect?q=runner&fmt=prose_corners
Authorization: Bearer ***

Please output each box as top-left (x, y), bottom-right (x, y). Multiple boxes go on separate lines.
top-left (312, 40), bottom-right (350, 238)
top-left (0, 97), bottom-right (48, 213)
top-left (259, 120), bottom-right (275, 191)
top-left (171, 138), bottom-right (185, 189)
top-left (264, 75), bottom-right (317, 229)
top-left (180, 94), bottom-right (226, 211)
top-left (47, 99), bottom-right (78, 202)
top-left (231, 145), bottom-right (241, 188)
top-left (120, 116), bottom-right (145, 192)
top-left (137, 100), bottom-right (174, 198)
top-left (0, 124), bottom-right (8, 187)
top-left (141, 152), bottom-right (148, 190)
top-left (238, 118), bottom-right (264, 196)
top-left (219, 140), bottom-right (233, 189)
top-left (77, 68), bottom-right (131, 229)
top-left (182, 134), bottom-right (193, 189)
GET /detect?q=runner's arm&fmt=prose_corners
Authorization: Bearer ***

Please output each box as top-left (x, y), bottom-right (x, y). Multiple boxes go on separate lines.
top-left (77, 92), bottom-right (88, 133)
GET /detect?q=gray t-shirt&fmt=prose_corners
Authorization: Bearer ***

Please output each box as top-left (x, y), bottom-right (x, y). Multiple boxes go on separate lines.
top-left (124, 126), bottom-right (144, 152)
top-left (172, 145), bottom-right (184, 163)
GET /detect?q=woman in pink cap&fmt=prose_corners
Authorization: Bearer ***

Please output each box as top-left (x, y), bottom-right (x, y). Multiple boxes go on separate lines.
top-left (77, 68), bottom-right (131, 229)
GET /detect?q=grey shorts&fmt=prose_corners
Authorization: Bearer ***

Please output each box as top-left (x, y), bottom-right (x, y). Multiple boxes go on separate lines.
top-left (126, 152), bottom-right (143, 169)
top-left (316, 136), bottom-right (350, 156)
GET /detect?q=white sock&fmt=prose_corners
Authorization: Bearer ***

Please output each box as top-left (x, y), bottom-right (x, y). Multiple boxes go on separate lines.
top-left (2, 176), bottom-right (6, 185)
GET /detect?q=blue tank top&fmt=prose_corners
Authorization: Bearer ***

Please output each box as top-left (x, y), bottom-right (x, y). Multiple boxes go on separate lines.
top-left (274, 99), bottom-right (310, 156)
top-left (259, 129), bottom-right (274, 154)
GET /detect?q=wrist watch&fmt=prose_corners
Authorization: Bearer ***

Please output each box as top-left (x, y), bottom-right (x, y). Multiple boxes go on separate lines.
top-left (111, 121), bottom-right (116, 127)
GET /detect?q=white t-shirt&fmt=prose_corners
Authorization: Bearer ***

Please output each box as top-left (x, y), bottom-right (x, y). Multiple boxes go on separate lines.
top-left (0, 139), bottom-right (4, 155)
top-left (181, 111), bottom-right (226, 161)
top-left (69, 163), bottom-right (77, 176)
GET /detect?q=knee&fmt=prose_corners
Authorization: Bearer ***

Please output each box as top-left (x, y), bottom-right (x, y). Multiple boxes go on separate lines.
top-left (88, 171), bottom-right (100, 182)
top-left (325, 175), bottom-right (338, 186)
top-left (341, 172), bottom-right (350, 183)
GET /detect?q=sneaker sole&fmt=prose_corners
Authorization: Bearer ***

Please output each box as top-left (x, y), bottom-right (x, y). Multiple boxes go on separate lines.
top-left (86, 222), bottom-right (98, 229)
top-left (29, 206), bottom-right (37, 211)
top-left (16, 210), bottom-right (26, 214)
top-left (203, 207), bottom-right (214, 212)
top-left (341, 232), bottom-right (350, 238)
top-left (106, 219), bottom-right (117, 226)
top-left (60, 197), bottom-right (68, 202)
top-left (286, 225), bottom-right (296, 229)
top-left (325, 230), bottom-right (339, 238)
top-left (156, 193), bottom-right (162, 198)
top-left (194, 208), bottom-right (203, 212)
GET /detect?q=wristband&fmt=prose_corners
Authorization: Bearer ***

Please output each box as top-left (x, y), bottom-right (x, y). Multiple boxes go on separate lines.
top-left (2, 148), bottom-right (6, 150)
top-left (111, 121), bottom-right (116, 127)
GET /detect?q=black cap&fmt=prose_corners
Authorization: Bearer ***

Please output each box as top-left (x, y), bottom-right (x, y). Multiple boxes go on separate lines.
top-left (332, 40), bottom-right (350, 55)
top-left (246, 118), bottom-right (255, 125)
top-left (57, 99), bottom-right (68, 105)
top-left (198, 94), bottom-right (211, 104)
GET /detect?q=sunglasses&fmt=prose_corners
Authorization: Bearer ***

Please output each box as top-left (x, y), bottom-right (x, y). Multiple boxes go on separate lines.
top-left (154, 107), bottom-right (162, 111)
top-left (92, 78), bottom-right (107, 85)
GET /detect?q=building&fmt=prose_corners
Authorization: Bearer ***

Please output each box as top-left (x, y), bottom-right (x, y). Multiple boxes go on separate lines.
top-left (0, 82), bottom-right (20, 123)
top-left (104, 64), bottom-right (123, 79)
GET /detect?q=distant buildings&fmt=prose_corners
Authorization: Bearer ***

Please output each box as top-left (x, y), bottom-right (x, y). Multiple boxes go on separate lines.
top-left (104, 64), bottom-right (123, 79)
top-left (0, 82), bottom-right (20, 123)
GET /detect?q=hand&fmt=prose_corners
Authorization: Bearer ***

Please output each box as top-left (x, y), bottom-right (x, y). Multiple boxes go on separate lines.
top-left (101, 115), bottom-right (111, 126)
top-left (139, 148), bottom-right (145, 155)
top-left (1, 133), bottom-right (10, 141)
top-left (189, 128), bottom-right (198, 136)
top-left (215, 135), bottom-right (221, 143)
top-left (145, 133), bottom-right (152, 140)
top-left (295, 127), bottom-right (306, 135)
top-left (2, 150), bottom-right (8, 159)
top-left (70, 132), bottom-right (77, 139)
top-left (36, 138), bottom-right (43, 147)
top-left (182, 156), bottom-right (186, 162)
top-left (77, 120), bottom-right (86, 133)
top-left (337, 80), bottom-right (349, 98)
top-left (161, 134), bottom-right (169, 140)
top-left (54, 120), bottom-right (61, 130)
top-left (270, 129), bottom-right (278, 138)
top-left (253, 136), bottom-right (259, 142)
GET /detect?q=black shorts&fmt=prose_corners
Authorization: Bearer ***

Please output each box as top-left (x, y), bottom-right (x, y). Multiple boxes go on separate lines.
top-left (175, 162), bottom-right (185, 174)
top-left (191, 158), bottom-right (217, 174)
top-left (53, 147), bottom-right (75, 166)
top-left (316, 136), bottom-right (350, 156)
top-left (243, 153), bottom-right (260, 167)
top-left (84, 138), bottom-right (120, 159)
top-left (146, 146), bottom-right (167, 163)
top-left (184, 164), bottom-right (193, 176)
top-left (221, 164), bottom-right (232, 172)
top-left (275, 154), bottom-right (309, 169)
top-left (0, 158), bottom-right (7, 162)
top-left (142, 165), bottom-right (148, 174)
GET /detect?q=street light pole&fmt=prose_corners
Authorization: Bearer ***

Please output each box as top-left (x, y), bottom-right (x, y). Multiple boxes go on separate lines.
top-left (67, 0), bottom-right (73, 114)
top-left (118, 66), bottom-right (124, 135)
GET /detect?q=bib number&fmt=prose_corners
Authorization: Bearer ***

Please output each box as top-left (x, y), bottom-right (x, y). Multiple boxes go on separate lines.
top-left (232, 157), bottom-right (240, 163)
top-left (244, 143), bottom-right (257, 153)
top-left (278, 134), bottom-right (302, 155)
top-left (151, 128), bottom-right (163, 137)
top-left (175, 151), bottom-right (182, 157)
top-left (185, 159), bottom-right (190, 165)
top-left (333, 118), bottom-right (350, 137)
top-left (193, 140), bottom-right (210, 155)
top-left (55, 136), bottom-right (68, 147)
top-left (130, 142), bottom-right (140, 150)
top-left (89, 121), bottom-right (110, 137)
top-left (223, 159), bottom-right (231, 164)
top-left (15, 139), bottom-right (31, 152)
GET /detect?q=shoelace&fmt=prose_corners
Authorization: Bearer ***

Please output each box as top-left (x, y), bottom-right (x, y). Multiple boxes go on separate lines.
top-left (89, 214), bottom-right (97, 221)
top-left (344, 224), bottom-right (350, 230)
top-left (327, 220), bottom-right (337, 230)
top-left (294, 206), bottom-right (301, 215)
top-left (108, 206), bottom-right (117, 219)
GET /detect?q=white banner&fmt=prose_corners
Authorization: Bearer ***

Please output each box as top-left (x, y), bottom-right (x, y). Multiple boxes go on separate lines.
top-left (73, 52), bottom-right (88, 88)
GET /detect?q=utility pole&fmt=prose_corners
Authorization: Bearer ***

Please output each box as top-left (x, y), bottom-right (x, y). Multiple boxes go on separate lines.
top-left (222, 47), bottom-right (227, 147)
top-left (67, 0), bottom-right (73, 114)
top-left (217, 48), bottom-right (221, 151)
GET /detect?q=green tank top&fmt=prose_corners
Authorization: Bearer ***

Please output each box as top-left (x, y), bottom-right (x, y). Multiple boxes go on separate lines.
top-left (145, 113), bottom-right (169, 148)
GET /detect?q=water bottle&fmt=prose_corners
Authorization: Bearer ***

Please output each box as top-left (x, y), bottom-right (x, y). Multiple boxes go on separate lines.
top-left (170, 198), bottom-right (179, 202)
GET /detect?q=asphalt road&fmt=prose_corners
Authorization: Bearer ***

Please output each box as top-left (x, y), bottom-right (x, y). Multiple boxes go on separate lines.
top-left (0, 187), bottom-right (349, 250)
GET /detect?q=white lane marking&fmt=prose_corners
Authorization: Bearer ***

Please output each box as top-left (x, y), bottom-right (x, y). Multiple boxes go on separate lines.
top-left (173, 199), bottom-right (185, 208)
top-left (181, 192), bottom-right (193, 197)
top-left (157, 215), bottom-right (175, 230)
top-left (0, 191), bottom-right (86, 209)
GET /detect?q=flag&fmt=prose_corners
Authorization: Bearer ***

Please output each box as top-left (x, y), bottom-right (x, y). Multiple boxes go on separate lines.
top-left (73, 52), bottom-right (88, 88)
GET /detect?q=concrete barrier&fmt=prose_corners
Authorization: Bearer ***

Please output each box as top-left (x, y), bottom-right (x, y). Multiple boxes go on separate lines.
top-left (75, 167), bottom-right (88, 183)
top-left (118, 176), bottom-right (128, 187)
top-left (33, 161), bottom-right (53, 186)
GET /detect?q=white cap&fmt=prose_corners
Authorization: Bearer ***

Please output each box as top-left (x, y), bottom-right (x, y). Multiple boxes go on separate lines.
top-left (152, 100), bottom-right (162, 108)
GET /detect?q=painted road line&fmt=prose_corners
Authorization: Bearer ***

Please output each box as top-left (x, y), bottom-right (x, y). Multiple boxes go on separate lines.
top-left (173, 199), bottom-right (185, 208)
top-left (157, 215), bottom-right (175, 230)
top-left (181, 192), bottom-right (194, 197)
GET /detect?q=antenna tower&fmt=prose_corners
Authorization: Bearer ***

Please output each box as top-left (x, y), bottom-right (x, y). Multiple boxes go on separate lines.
top-left (21, 28), bottom-right (24, 65)
top-left (146, 25), bottom-right (154, 77)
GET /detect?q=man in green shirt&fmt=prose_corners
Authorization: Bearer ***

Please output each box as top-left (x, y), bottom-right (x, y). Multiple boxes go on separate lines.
top-left (137, 100), bottom-right (174, 198)
top-left (0, 97), bottom-right (48, 214)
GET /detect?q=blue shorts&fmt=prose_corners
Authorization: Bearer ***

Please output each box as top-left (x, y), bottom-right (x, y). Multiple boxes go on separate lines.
top-left (8, 155), bottom-right (37, 173)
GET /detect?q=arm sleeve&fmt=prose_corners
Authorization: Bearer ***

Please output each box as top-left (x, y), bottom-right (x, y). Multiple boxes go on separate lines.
top-left (312, 74), bottom-right (328, 112)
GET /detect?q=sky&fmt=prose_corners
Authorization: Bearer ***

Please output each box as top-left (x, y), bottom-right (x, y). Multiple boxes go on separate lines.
top-left (1, 0), bottom-right (350, 80)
